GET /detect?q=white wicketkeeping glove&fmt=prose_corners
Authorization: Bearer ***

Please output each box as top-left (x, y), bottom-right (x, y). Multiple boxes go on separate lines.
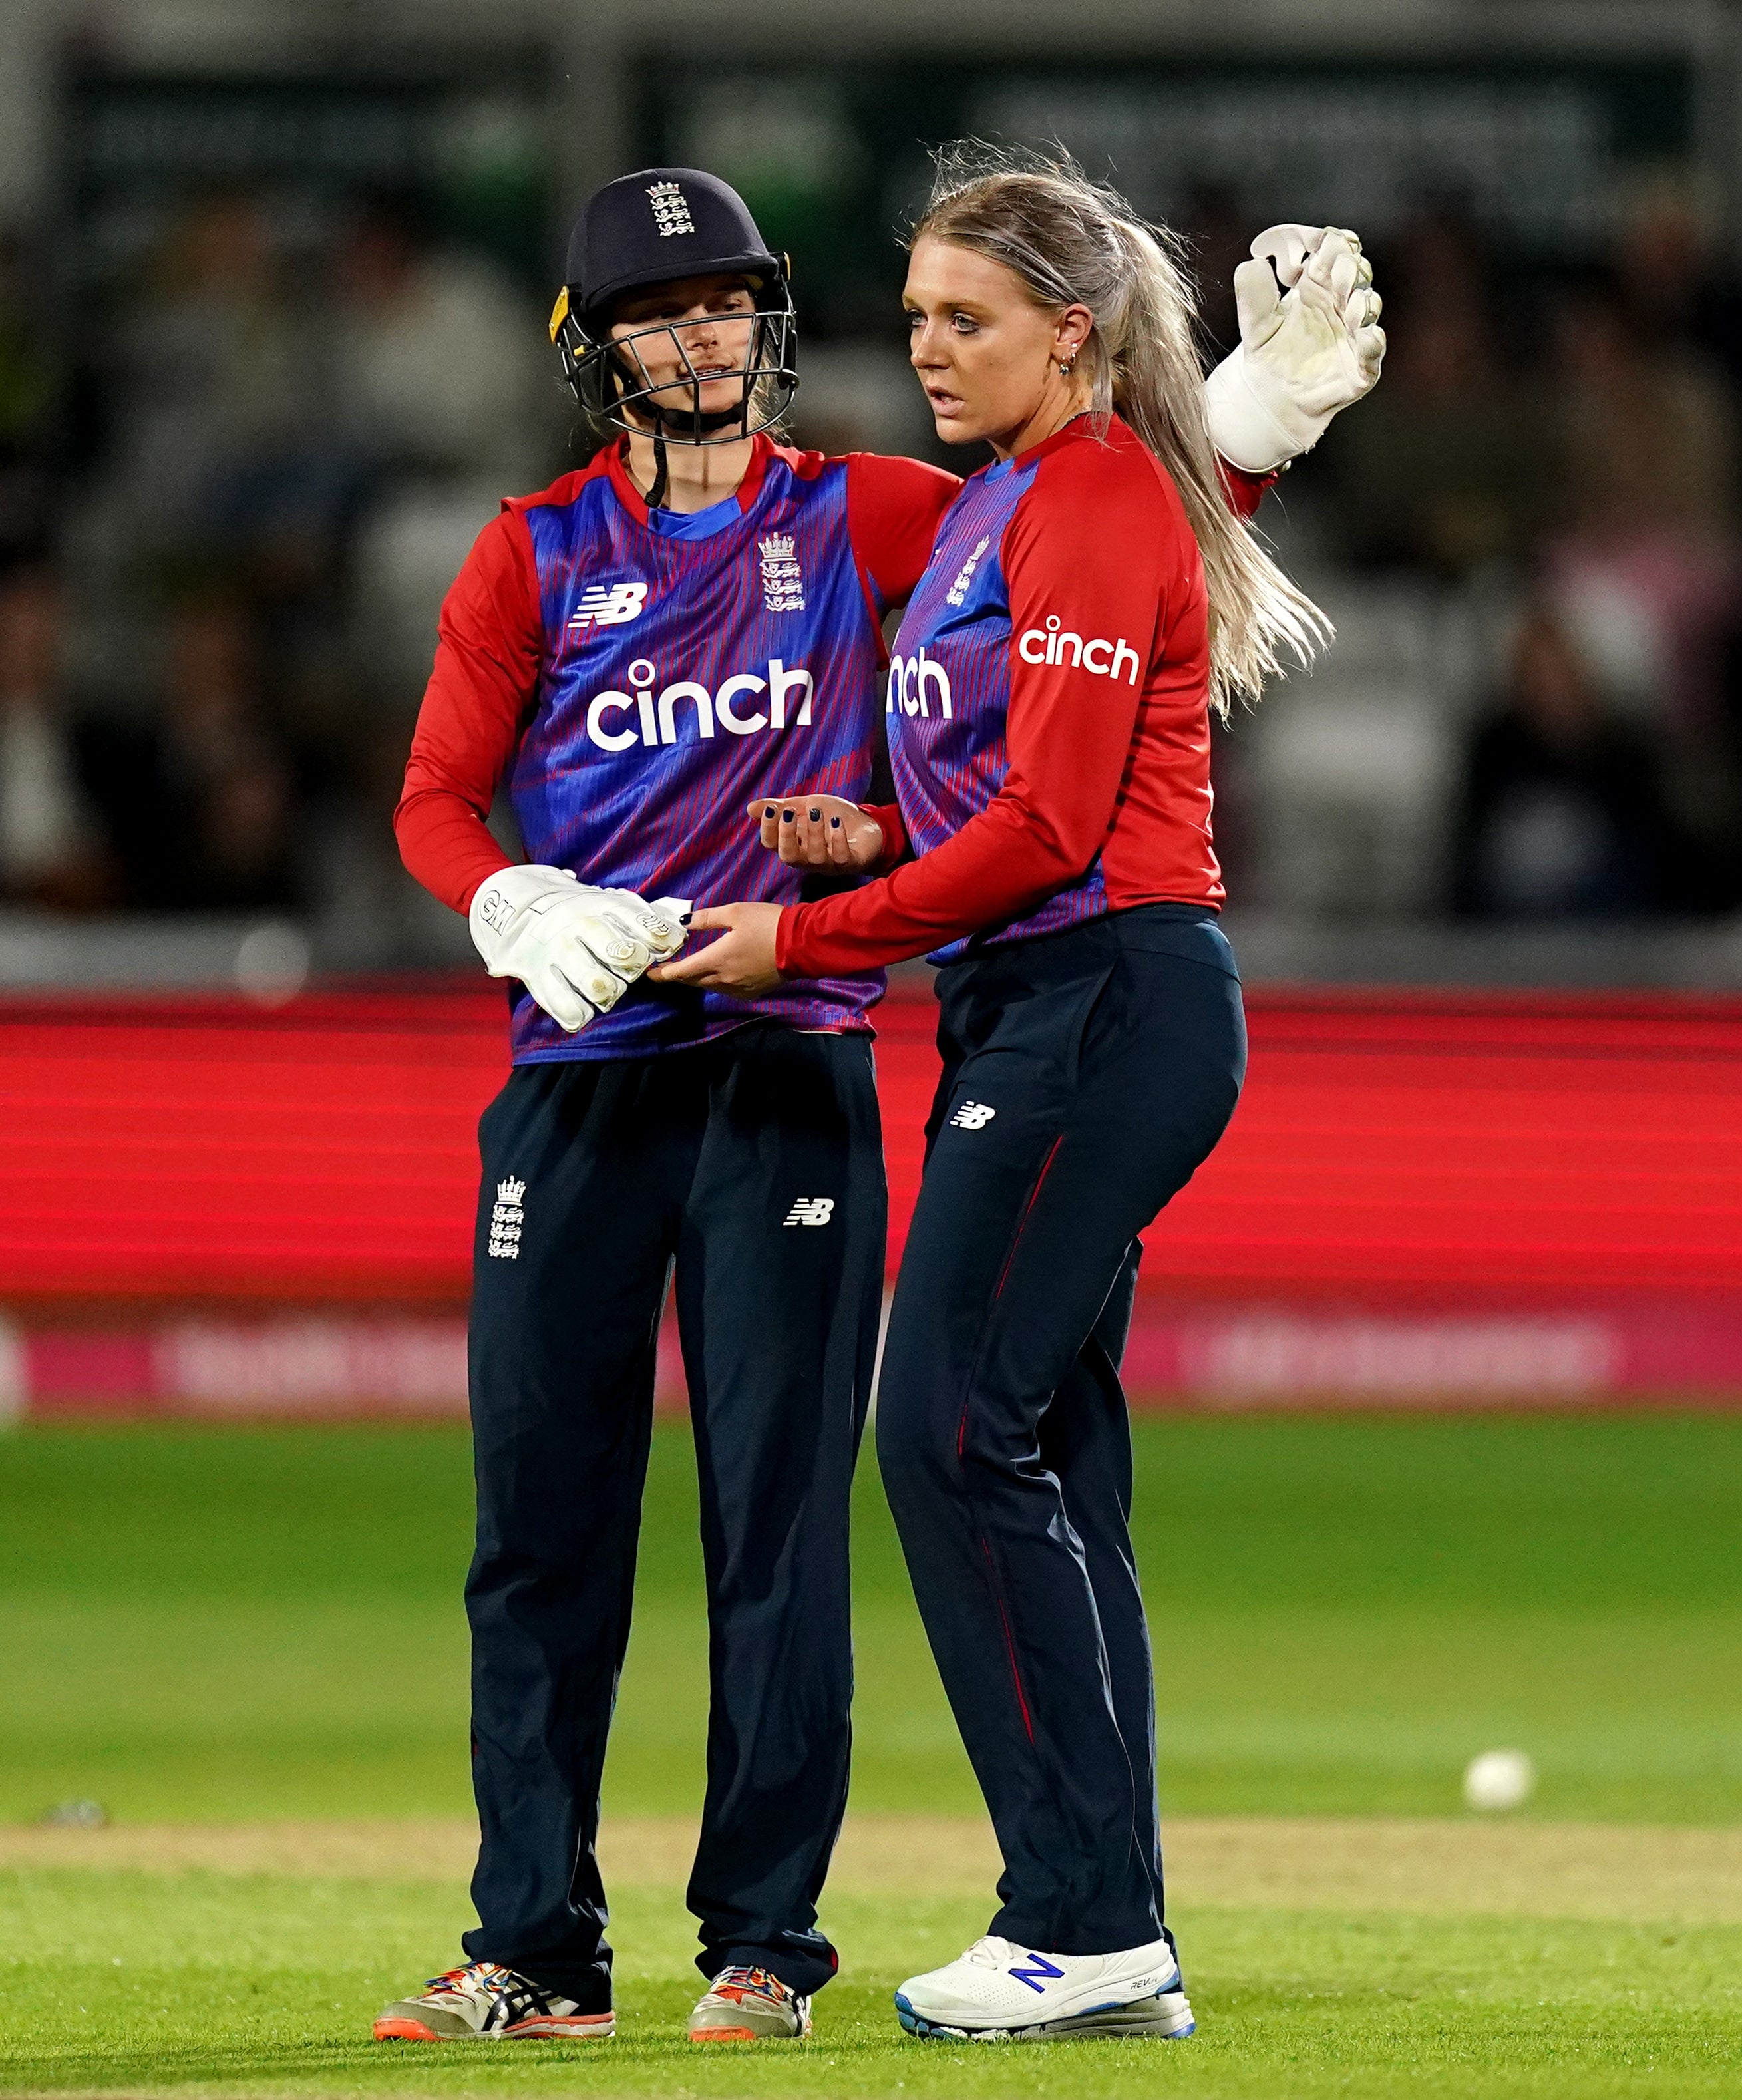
top-left (468, 865), bottom-right (690, 1033)
top-left (1205, 224), bottom-right (1387, 474)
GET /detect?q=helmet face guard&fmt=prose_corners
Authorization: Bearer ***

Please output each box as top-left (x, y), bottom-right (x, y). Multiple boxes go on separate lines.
top-left (550, 278), bottom-right (798, 446)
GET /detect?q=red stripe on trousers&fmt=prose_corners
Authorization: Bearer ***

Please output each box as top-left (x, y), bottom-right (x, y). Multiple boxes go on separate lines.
top-left (982, 1538), bottom-right (1036, 1742)
top-left (958, 1133), bottom-right (1065, 1461)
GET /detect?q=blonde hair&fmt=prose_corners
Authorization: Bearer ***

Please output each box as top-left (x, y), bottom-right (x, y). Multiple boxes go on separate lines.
top-left (911, 144), bottom-right (1329, 717)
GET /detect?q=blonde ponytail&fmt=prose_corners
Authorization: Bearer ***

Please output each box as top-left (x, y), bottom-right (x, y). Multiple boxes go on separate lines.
top-left (911, 144), bottom-right (1330, 717)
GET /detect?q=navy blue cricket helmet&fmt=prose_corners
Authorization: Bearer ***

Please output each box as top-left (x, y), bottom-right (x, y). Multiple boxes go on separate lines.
top-left (549, 166), bottom-right (798, 445)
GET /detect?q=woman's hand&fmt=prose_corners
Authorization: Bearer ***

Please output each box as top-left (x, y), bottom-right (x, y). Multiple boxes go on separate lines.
top-left (646, 902), bottom-right (784, 997)
top-left (747, 795), bottom-right (884, 872)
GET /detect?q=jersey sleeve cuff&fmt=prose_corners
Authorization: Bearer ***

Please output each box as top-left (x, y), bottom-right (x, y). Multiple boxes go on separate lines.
top-left (774, 902), bottom-right (806, 977)
top-left (1216, 456), bottom-right (1282, 520)
top-left (458, 854), bottom-right (514, 916)
top-left (860, 800), bottom-right (910, 872)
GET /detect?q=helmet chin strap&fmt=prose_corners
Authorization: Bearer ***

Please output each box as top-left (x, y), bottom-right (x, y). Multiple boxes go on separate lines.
top-left (635, 381), bottom-right (753, 512)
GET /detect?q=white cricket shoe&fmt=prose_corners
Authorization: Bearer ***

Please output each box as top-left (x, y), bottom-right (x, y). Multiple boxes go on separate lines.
top-left (894, 1934), bottom-right (1194, 2042)
top-left (373, 1960), bottom-right (613, 2041)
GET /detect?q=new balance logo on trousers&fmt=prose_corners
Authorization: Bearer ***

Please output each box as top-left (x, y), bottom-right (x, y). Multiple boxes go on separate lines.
top-left (783, 1198), bottom-right (835, 1227)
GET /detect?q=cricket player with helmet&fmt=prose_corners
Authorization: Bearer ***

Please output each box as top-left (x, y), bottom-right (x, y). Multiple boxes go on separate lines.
top-left (375, 159), bottom-right (1381, 2047)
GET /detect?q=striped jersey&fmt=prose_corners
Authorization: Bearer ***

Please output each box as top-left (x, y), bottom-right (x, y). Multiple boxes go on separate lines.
top-left (397, 436), bottom-right (957, 1061)
top-left (779, 415), bottom-right (1225, 977)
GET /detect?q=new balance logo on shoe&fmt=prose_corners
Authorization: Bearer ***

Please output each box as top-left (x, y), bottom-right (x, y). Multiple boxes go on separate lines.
top-left (1007, 1952), bottom-right (1066, 1993)
top-left (488, 1177), bottom-right (525, 1260)
top-left (948, 1101), bottom-right (997, 1130)
top-left (783, 1198), bottom-right (835, 1227)
top-left (568, 581), bottom-right (649, 631)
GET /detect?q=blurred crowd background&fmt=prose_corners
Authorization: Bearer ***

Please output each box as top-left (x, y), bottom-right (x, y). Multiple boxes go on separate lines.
top-left (5, 0), bottom-right (1742, 986)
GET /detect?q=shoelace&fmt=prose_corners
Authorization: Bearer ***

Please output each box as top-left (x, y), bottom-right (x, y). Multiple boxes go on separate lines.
top-left (422, 1962), bottom-right (550, 2016)
top-left (422, 1963), bottom-right (496, 1996)
top-left (960, 1936), bottom-right (1021, 1971)
top-left (710, 1965), bottom-right (788, 2002)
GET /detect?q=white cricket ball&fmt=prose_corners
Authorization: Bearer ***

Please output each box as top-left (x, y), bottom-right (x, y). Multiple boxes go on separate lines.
top-left (1463, 1748), bottom-right (1536, 1812)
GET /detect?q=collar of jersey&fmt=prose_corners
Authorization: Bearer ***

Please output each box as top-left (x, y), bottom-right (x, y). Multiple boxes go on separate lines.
top-left (981, 410), bottom-right (1122, 484)
top-left (605, 433), bottom-right (775, 536)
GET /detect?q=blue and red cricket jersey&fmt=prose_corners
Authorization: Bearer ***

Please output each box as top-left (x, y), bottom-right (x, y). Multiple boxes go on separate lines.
top-left (780, 415), bottom-right (1239, 977)
top-left (397, 435), bottom-right (956, 1061)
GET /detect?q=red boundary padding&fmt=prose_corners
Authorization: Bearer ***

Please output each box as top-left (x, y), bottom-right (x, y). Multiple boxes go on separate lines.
top-left (5, 979), bottom-right (1742, 1310)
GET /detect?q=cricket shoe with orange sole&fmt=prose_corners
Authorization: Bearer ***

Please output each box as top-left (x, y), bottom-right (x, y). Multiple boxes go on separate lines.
top-left (373, 1961), bottom-right (613, 2041)
top-left (687, 1966), bottom-right (812, 2041)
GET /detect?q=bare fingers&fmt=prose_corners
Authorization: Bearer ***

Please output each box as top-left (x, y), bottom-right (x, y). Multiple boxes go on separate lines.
top-left (744, 796), bottom-right (880, 870)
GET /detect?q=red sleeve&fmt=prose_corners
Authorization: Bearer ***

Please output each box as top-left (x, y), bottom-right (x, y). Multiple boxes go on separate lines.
top-left (1219, 458), bottom-right (1277, 520)
top-left (777, 444), bottom-right (1181, 975)
top-left (858, 799), bottom-right (910, 872)
top-left (846, 453), bottom-right (961, 612)
top-left (393, 508), bottom-right (542, 915)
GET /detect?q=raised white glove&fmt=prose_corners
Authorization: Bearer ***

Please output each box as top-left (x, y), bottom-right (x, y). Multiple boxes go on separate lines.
top-left (1205, 224), bottom-right (1387, 474)
top-left (468, 865), bottom-right (689, 1033)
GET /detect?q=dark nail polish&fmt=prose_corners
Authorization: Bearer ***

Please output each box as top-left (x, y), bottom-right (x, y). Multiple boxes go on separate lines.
top-left (830, 816), bottom-right (841, 829)
top-left (782, 810), bottom-right (794, 823)
top-left (808, 808), bottom-right (820, 821)
top-left (764, 806), bottom-right (775, 818)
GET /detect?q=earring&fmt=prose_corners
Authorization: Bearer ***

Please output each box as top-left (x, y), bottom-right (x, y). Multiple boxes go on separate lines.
top-left (1059, 355), bottom-right (1076, 375)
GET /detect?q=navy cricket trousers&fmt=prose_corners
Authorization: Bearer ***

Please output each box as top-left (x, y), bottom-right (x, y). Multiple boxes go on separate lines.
top-left (876, 906), bottom-right (1245, 1957)
top-left (464, 1022), bottom-right (886, 2008)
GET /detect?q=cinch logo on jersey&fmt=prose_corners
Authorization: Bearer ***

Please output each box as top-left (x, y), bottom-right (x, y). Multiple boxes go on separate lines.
top-left (1017, 614), bottom-right (1141, 683)
top-left (783, 1197), bottom-right (834, 1226)
top-left (585, 655), bottom-right (814, 751)
top-left (886, 647), bottom-right (952, 720)
top-left (568, 581), bottom-right (648, 631)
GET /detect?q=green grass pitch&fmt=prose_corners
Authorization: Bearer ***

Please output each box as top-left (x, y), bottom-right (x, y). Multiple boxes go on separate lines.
top-left (3, 1411), bottom-right (1741, 2095)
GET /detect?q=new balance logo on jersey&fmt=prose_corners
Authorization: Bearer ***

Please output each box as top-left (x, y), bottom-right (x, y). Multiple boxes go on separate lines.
top-left (759, 534), bottom-right (805, 613)
top-left (585, 656), bottom-right (814, 751)
top-left (783, 1197), bottom-right (835, 1227)
top-left (886, 647), bottom-right (952, 719)
top-left (568, 581), bottom-right (649, 631)
top-left (647, 181), bottom-right (695, 237)
top-left (946, 534), bottom-right (991, 608)
top-left (1017, 614), bottom-right (1140, 684)
top-left (488, 1177), bottom-right (525, 1260)
top-left (948, 1101), bottom-right (996, 1130)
